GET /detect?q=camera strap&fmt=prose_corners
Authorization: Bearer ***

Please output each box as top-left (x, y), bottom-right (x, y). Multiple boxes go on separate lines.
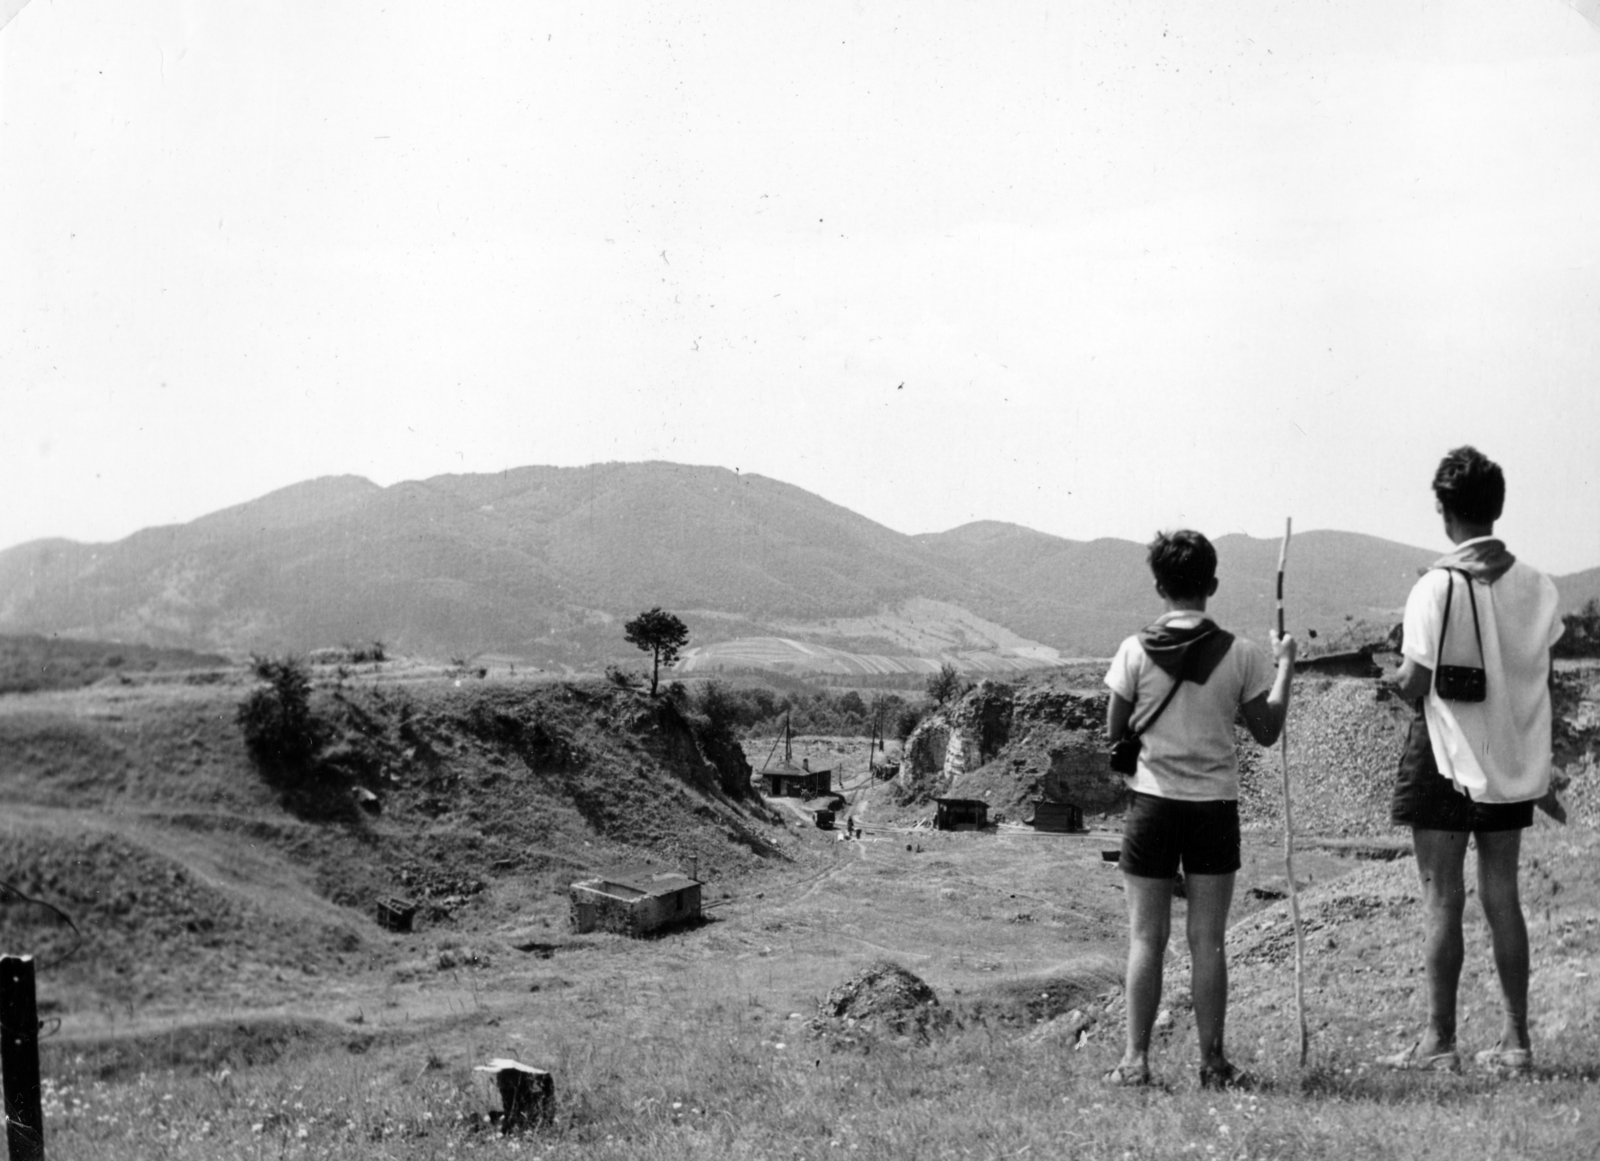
top-left (1434, 566), bottom-right (1485, 675)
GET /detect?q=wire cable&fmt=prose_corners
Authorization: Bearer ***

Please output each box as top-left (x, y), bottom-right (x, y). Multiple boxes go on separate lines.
top-left (0, 878), bottom-right (84, 973)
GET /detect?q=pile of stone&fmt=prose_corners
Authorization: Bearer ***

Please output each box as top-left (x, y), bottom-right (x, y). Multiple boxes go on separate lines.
top-left (1237, 677), bottom-right (1414, 837)
top-left (811, 960), bottom-right (949, 1045)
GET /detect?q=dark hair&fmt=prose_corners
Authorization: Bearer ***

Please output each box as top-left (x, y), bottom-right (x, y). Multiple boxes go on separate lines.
top-left (1432, 446), bottom-right (1504, 525)
top-left (1147, 530), bottom-right (1217, 600)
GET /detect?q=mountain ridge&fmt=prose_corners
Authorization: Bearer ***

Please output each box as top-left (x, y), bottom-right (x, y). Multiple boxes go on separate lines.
top-left (3, 462), bottom-right (1596, 670)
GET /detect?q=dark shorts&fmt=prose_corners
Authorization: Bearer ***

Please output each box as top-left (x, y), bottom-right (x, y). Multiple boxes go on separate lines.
top-left (1120, 792), bottom-right (1241, 878)
top-left (1391, 710), bottom-right (1534, 833)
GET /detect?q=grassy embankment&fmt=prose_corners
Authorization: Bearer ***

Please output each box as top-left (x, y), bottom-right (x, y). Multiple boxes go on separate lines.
top-left (3, 664), bottom-right (1598, 1159)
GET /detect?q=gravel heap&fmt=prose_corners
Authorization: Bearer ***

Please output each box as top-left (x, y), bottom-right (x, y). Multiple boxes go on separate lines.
top-left (1227, 860), bottom-right (1420, 969)
top-left (1237, 677), bottom-right (1415, 837)
top-left (1553, 669), bottom-right (1600, 826)
top-left (1236, 669), bottom-right (1600, 837)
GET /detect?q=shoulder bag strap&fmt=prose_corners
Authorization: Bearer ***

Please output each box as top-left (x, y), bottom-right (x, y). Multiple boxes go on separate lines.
top-left (1130, 670), bottom-right (1184, 739)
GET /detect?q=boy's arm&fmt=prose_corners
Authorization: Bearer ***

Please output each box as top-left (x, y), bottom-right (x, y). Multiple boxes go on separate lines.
top-left (1240, 632), bottom-right (1296, 747)
top-left (1391, 571), bottom-right (1442, 703)
top-left (1106, 692), bottom-right (1134, 742)
top-left (1103, 638), bottom-right (1138, 741)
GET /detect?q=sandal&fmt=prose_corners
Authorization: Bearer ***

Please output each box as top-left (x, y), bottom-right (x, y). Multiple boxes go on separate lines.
top-left (1198, 1061), bottom-right (1259, 1091)
top-left (1473, 1043), bottom-right (1532, 1076)
top-left (1375, 1042), bottom-right (1461, 1073)
top-left (1101, 1062), bottom-right (1153, 1088)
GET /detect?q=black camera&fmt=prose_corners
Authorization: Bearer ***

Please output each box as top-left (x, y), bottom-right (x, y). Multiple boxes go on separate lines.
top-left (1435, 664), bottom-right (1486, 703)
top-left (1108, 735), bottom-right (1141, 775)
top-left (1434, 570), bottom-right (1487, 704)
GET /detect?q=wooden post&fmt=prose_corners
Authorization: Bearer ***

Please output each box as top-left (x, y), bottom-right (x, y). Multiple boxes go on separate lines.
top-left (0, 955), bottom-right (44, 1161)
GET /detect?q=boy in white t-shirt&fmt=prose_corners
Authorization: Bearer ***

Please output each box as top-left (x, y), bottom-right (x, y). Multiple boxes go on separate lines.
top-left (1101, 530), bottom-right (1296, 1089)
top-left (1379, 446), bottom-right (1564, 1077)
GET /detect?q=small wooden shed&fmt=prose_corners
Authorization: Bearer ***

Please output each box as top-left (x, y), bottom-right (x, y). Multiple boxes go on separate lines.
top-left (569, 865), bottom-right (703, 936)
top-left (933, 798), bottom-right (990, 831)
top-left (1028, 801), bottom-right (1084, 833)
top-left (761, 757), bottom-right (832, 800)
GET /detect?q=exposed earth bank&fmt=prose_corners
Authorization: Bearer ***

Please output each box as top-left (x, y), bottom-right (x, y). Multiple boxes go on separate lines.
top-left (887, 665), bottom-right (1600, 834)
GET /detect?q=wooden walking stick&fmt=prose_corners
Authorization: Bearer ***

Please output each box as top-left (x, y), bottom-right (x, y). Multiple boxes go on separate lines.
top-left (1277, 518), bottom-right (1310, 1066)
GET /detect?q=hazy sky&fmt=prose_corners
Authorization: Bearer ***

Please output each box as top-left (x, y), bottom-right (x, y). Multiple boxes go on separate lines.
top-left (4, 1), bottom-right (1599, 574)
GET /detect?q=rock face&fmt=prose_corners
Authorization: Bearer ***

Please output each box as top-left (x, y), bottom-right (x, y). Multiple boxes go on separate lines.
top-left (693, 724), bottom-right (755, 799)
top-left (899, 717), bottom-right (957, 799)
top-left (897, 679), bottom-right (1120, 818)
top-left (1011, 684), bottom-right (1124, 814)
top-left (896, 680), bottom-right (1019, 803)
top-left (1040, 732), bottom-right (1126, 814)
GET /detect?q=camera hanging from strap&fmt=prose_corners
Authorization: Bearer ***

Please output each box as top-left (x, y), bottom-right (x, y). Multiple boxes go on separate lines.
top-left (1434, 567), bottom-right (1487, 703)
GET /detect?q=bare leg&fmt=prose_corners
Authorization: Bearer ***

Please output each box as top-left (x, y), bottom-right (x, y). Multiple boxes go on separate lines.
top-left (1412, 829), bottom-right (1470, 1054)
top-left (1118, 873), bottom-right (1174, 1074)
top-left (1474, 829), bottom-right (1531, 1052)
top-left (1185, 872), bottom-right (1236, 1071)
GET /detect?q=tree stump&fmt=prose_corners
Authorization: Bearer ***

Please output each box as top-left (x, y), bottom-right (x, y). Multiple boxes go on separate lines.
top-left (474, 1059), bottom-right (554, 1132)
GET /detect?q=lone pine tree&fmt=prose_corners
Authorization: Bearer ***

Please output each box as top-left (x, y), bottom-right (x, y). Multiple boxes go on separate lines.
top-left (624, 608), bottom-right (690, 696)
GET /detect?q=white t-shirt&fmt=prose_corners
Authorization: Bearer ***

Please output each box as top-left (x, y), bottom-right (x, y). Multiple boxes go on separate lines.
top-left (1402, 547), bottom-right (1564, 804)
top-left (1103, 612), bottom-right (1274, 802)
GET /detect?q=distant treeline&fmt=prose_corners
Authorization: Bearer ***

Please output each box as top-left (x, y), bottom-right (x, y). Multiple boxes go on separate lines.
top-left (667, 680), bottom-right (926, 740)
top-left (1555, 599), bottom-right (1600, 660)
top-left (680, 666), bottom-right (952, 692)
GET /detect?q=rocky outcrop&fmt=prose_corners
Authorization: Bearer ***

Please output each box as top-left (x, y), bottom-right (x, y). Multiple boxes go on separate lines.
top-left (895, 679), bottom-right (1121, 817)
top-left (696, 727), bottom-right (755, 799)
top-left (896, 681), bottom-right (1014, 802)
top-left (991, 684), bottom-right (1124, 815)
top-left (896, 716), bottom-right (964, 804)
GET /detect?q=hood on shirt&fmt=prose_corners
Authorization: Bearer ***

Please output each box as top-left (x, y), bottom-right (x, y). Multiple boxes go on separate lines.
top-left (1137, 619), bottom-right (1236, 684)
top-left (1432, 539), bottom-right (1516, 585)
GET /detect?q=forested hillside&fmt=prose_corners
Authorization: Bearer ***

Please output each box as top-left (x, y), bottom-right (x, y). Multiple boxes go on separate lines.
top-left (2, 462), bottom-right (1594, 668)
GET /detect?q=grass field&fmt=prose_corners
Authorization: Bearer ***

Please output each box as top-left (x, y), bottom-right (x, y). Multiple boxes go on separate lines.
top-left (3, 664), bottom-right (1599, 1158)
